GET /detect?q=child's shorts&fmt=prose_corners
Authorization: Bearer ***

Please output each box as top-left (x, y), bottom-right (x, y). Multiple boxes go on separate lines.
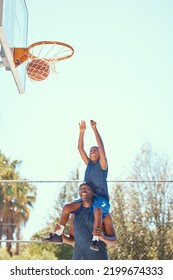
top-left (72, 196), bottom-right (110, 217)
top-left (92, 195), bottom-right (110, 217)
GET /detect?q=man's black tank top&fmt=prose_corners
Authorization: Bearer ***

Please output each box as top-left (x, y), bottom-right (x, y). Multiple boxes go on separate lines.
top-left (72, 206), bottom-right (109, 260)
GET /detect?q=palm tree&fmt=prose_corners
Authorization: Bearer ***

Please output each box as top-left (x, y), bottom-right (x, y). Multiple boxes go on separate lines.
top-left (0, 152), bottom-right (16, 252)
top-left (13, 181), bottom-right (37, 255)
top-left (0, 151), bottom-right (37, 256)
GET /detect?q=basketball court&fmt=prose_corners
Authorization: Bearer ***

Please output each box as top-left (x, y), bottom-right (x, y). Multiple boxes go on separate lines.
top-left (0, 0), bottom-right (74, 94)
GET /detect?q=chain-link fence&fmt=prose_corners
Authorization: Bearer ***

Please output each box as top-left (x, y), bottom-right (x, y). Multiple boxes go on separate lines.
top-left (0, 180), bottom-right (173, 260)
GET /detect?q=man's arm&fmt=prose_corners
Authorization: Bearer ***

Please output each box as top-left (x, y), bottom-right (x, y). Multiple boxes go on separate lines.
top-left (78, 120), bottom-right (90, 165)
top-left (90, 120), bottom-right (107, 170)
top-left (93, 213), bottom-right (117, 246)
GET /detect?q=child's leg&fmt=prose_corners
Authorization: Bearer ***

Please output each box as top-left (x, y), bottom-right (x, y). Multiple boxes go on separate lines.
top-left (55, 201), bottom-right (81, 235)
top-left (41, 201), bottom-right (81, 243)
top-left (92, 207), bottom-right (102, 241)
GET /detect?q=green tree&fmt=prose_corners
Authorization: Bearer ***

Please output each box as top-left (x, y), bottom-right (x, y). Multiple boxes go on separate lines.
top-left (53, 168), bottom-right (79, 220)
top-left (31, 168), bottom-right (80, 260)
top-left (109, 143), bottom-right (173, 260)
top-left (0, 245), bottom-right (57, 260)
top-left (0, 151), bottom-right (37, 256)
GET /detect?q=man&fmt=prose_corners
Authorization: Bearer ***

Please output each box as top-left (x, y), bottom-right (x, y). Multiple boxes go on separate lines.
top-left (60, 182), bottom-right (117, 260)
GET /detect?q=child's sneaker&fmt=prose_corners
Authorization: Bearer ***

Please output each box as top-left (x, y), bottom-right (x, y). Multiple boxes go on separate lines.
top-left (42, 233), bottom-right (63, 244)
top-left (90, 240), bottom-right (99, 251)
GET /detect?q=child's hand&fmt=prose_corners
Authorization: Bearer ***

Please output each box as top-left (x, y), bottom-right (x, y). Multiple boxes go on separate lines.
top-left (79, 120), bottom-right (86, 132)
top-left (90, 120), bottom-right (97, 130)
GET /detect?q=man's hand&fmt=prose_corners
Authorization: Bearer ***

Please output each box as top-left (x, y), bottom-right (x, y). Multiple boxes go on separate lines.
top-left (54, 224), bottom-right (61, 231)
top-left (93, 227), bottom-right (104, 240)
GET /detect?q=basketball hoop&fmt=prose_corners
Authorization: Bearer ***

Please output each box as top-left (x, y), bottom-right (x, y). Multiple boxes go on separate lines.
top-left (14, 41), bottom-right (74, 81)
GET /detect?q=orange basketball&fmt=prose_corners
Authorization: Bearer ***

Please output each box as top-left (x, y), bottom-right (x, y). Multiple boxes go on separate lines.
top-left (26, 58), bottom-right (50, 81)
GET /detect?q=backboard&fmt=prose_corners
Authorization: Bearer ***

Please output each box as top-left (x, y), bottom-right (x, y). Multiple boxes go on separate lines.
top-left (0, 0), bottom-right (28, 94)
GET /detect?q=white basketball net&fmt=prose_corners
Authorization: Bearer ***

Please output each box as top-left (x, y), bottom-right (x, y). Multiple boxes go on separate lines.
top-left (27, 42), bottom-right (74, 81)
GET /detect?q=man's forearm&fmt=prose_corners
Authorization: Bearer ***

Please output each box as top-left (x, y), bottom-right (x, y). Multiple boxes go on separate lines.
top-left (100, 234), bottom-right (117, 245)
top-left (62, 234), bottom-right (75, 246)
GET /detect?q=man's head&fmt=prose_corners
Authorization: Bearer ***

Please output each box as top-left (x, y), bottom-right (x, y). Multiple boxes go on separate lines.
top-left (89, 146), bottom-right (99, 162)
top-left (79, 182), bottom-right (96, 201)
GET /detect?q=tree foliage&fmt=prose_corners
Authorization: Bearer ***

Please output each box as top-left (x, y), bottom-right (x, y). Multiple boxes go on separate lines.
top-left (1, 143), bottom-right (172, 260)
top-left (109, 143), bottom-right (173, 260)
top-left (0, 151), bottom-right (37, 256)
top-left (30, 168), bottom-right (80, 260)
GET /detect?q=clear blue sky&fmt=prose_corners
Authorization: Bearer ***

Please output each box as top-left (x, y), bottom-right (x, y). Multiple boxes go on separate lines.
top-left (1, 0), bottom-right (173, 239)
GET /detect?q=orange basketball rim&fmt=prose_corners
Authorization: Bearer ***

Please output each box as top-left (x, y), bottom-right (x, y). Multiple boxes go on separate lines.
top-left (14, 41), bottom-right (74, 67)
top-left (13, 40), bottom-right (74, 81)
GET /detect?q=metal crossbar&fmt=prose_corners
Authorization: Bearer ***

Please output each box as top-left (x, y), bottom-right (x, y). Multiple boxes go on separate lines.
top-left (0, 180), bottom-right (173, 183)
top-left (0, 240), bottom-right (46, 243)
